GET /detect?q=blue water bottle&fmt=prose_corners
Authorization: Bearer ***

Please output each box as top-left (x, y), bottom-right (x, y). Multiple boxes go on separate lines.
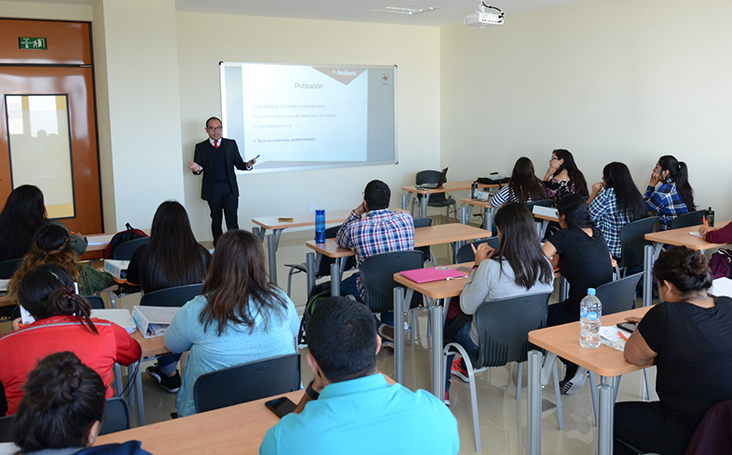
top-left (315, 209), bottom-right (326, 243)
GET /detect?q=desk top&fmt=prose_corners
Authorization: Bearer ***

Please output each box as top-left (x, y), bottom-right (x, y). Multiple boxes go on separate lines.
top-left (401, 181), bottom-right (498, 195)
top-left (459, 197), bottom-right (492, 208)
top-left (393, 263), bottom-right (473, 300)
top-left (131, 331), bottom-right (169, 358)
top-left (305, 223), bottom-right (490, 258)
top-left (251, 207), bottom-right (404, 231)
top-left (645, 220), bottom-right (731, 250)
top-left (529, 307), bottom-right (651, 377)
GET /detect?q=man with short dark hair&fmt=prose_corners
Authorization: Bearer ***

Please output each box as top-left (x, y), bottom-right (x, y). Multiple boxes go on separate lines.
top-left (189, 117), bottom-right (256, 245)
top-left (260, 297), bottom-right (459, 455)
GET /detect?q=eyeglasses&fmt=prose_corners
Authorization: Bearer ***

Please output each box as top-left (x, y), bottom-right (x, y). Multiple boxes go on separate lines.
top-left (207, 126), bottom-right (223, 131)
top-left (550, 156), bottom-right (559, 161)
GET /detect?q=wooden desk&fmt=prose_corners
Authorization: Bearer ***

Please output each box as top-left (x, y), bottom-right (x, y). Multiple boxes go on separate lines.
top-left (392, 263), bottom-right (472, 398)
top-left (526, 307), bottom-right (651, 455)
top-left (401, 181), bottom-right (499, 218)
top-left (641, 220), bottom-right (732, 306)
top-left (303, 223), bottom-right (490, 295)
top-left (459, 197), bottom-right (494, 231)
top-left (251, 207), bottom-right (403, 285)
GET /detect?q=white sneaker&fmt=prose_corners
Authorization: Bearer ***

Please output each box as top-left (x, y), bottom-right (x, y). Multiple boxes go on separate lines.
top-left (561, 367), bottom-right (588, 395)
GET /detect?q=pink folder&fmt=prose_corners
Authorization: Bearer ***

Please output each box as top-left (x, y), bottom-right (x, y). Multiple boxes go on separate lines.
top-left (400, 267), bottom-right (467, 284)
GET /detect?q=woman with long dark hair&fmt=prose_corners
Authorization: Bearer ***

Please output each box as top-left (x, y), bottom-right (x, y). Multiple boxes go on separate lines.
top-left (8, 224), bottom-right (114, 303)
top-left (0, 185), bottom-right (85, 262)
top-left (645, 155), bottom-right (696, 230)
top-left (0, 264), bottom-right (140, 415)
top-left (615, 247), bottom-right (732, 455)
top-left (127, 201), bottom-right (211, 393)
top-left (11, 351), bottom-right (151, 455)
top-left (588, 162), bottom-right (648, 259)
top-left (445, 203), bottom-right (554, 402)
top-left (489, 157), bottom-right (547, 208)
top-left (164, 230), bottom-right (298, 417)
top-left (542, 149), bottom-right (589, 204)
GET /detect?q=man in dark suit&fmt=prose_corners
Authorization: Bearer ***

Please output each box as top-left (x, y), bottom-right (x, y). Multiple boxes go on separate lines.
top-left (189, 117), bottom-right (256, 245)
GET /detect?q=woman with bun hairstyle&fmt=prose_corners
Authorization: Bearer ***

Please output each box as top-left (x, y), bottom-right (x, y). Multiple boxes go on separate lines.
top-left (489, 157), bottom-right (547, 208)
top-left (645, 155), bottom-right (696, 230)
top-left (588, 162), bottom-right (648, 259)
top-left (542, 149), bottom-right (589, 205)
top-left (8, 224), bottom-right (114, 304)
top-left (0, 264), bottom-right (141, 415)
top-left (614, 247), bottom-right (732, 455)
top-left (11, 351), bottom-right (152, 454)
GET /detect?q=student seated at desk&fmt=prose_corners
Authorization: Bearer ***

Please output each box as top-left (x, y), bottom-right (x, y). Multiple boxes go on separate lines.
top-left (542, 149), bottom-right (589, 205)
top-left (543, 194), bottom-right (613, 394)
top-left (0, 184), bottom-right (86, 262)
top-left (699, 221), bottom-right (732, 243)
top-left (615, 247), bottom-right (732, 455)
top-left (7, 225), bottom-right (115, 305)
top-left (126, 201), bottom-right (212, 393)
top-left (11, 352), bottom-right (153, 455)
top-left (0, 264), bottom-right (141, 415)
top-left (444, 203), bottom-right (554, 403)
top-left (260, 297), bottom-right (459, 455)
top-left (489, 157), bottom-right (547, 208)
top-left (588, 162), bottom-right (648, 260)
top-left (164, 230), bottom-right (298, 418)
top-left (644, 155), bottom-right (696, 230)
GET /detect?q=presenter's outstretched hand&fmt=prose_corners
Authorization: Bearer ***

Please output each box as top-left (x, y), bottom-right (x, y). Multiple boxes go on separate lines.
top-left (189, 161), bottom-right (202, 172)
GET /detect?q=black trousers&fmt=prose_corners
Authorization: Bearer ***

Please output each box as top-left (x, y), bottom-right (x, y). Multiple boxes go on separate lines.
top-left (208, 182), bottom-right (239, 246)
top-left (614, 401), bottom-right (695, 455)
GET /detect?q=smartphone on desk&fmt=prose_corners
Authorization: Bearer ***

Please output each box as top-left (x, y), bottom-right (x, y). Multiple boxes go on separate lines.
top-left (616, 322), bottom-right (637, 333)
top-left (265, 396), bottom-right (297, 418)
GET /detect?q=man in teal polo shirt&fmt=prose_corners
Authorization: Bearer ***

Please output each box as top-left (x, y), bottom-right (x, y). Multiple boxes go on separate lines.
top-left (260, 297), bottom-right (459, 455)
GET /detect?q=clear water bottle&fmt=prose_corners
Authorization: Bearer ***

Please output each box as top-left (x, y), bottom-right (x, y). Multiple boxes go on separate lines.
top-left (315, 209), bottom-right (326, 243)
top-left (579, 288), bottom-right (602, 348)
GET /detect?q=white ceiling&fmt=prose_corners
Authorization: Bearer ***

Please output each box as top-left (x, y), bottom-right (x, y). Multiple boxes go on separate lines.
top-left (24, 0), bottom-right (590, 27)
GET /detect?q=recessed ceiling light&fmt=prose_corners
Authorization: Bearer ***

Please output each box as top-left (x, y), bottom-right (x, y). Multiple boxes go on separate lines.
top-left (372, 4), bottom-right (438, 15)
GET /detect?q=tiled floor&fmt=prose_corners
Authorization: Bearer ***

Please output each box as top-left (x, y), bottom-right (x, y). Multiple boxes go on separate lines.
top-left (124, 228), bottom-right (657, 454)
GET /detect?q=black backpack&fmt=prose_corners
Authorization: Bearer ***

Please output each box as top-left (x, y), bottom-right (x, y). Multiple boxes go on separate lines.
top-left (103, 223), bottom-right (148, 259)
top-left (297, 281), bottom-right (332, 345)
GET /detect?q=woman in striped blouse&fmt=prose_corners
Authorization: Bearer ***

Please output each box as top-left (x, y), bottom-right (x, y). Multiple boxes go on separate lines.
top-left (489, 157), bottom-right (547, 208)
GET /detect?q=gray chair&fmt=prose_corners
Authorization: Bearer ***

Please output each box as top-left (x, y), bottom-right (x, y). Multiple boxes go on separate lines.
top-left (413, 170), bottom-right (458, 223)
top-left (0, 414), bottom-right (12, 442)
top-left (443, 292), bottom-right (561, 451)
top-left (0, 258), bottom-right (22, 279)
top-left (670, 210), bottom-right (705, 230)
top-left (99, 397), bottom-right (130, 435)
top-left (193, 353), bottom-right (301, 413)
top-left (140, 283), bottom-right (203, 307)
top-left (413, 217), bottom-right (436, 266)
top-left (455, 237), bottom-right (500, 263)
top-left (84, 295), bottom-right (106, 310)
top-left (618, 216), bottom-right (659, 274)
top-left (112, 237), bottom-right (149, 260)
top-left (524, 199), bottom-right (554, 237)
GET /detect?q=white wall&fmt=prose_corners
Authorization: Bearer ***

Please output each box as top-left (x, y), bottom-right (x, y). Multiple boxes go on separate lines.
top-left (176, 13), bottom-right (441, 241)
top-left (0, 0), bottom-right (91, 21)
top-left (441, 0), bottom-right (732, 219)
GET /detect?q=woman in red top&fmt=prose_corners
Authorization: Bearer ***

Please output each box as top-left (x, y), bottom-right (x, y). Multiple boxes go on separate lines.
top-left (699, 221), bottom-right (732, 244)
top-left (0, 264), bottom-right (141, 415)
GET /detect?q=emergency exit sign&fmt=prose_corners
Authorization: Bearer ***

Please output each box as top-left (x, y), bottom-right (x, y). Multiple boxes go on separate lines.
top-left (19, 37), bottom-right (47, 50)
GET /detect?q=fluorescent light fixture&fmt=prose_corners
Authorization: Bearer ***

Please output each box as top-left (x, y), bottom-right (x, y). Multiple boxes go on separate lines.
top-left (372, 4), bottom-right (437, 15)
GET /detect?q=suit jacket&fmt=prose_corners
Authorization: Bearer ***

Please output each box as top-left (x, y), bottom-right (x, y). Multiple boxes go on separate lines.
top-left (192, 138), bottom-right (249, 201)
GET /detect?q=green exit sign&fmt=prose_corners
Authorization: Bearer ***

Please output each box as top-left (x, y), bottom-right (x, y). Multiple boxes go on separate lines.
top-left (19, 37), bottom-right (47, 50)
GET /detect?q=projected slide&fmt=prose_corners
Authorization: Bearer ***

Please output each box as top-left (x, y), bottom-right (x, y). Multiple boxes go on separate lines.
top-left (221, 62), bottom-right (397, 173)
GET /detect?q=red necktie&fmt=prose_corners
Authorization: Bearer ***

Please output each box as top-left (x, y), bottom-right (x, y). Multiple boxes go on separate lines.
top-left (214, 140), bottom-right (219, 148)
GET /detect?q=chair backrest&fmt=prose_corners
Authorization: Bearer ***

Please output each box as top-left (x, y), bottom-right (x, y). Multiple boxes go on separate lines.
top-left (618, 216), bottom-right (659, 269)
top-left (671, 210), bottom-right (705, 230)
top-left (413, 217), bottom-right (433, 262)
top-left (193, 353), bottom-right (301, 413)
top-left (140, 283), bottom-right (203, 307)
top-left (315, 225), bottom-right (356, 278)
top-left (99, 397), bottom-right (130, 435)
top-left (112, 237), bottom-right (150, 260)
top-left (594, 272), bottom-right (643, 315)
top-left (416, 170), bottom-right (450, 204)
top-left (84, 295), bottom-right (106, 310)
top-left (0, 258), bottom-right (22, 280)
top-left (474, 292), bottom-right (551, 369)
top-left (456, 237), bottom-right (500, 263)
top-left (0, 414), bottom-right (13, 443)
top-left (685, 399), bottom-right (732, 455)
top-left (361, 250), bottom-right (424, 313)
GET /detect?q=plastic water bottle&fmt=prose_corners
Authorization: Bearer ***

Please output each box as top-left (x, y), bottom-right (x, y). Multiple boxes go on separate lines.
top-left (579, 288), bottom-right (602, 348)
top-left (315, 209), bottom-right (326, 243)
top-left (471, 181), bottom-right (478, 199)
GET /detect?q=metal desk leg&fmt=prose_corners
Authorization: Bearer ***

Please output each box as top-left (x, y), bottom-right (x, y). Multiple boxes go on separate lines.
top-left (266, 229), bottom-right (283, 285)
top-left (528, 350), bottom-right (543, 455)
top-left (329, 262), bottom-right (341, 296)
top-left (643, 244), bottom-right (654, 307)
top-left (421, 194), bottom-right (431, 218)
top-left (252, 227), bottom-right (266, 243)
top-left (597, 377), bottom-right (615, 455)
top-left (485, 207), bottom-right (494, 233)
top-left (460, 205), bottom-right (475, 225)
top-left (430, 303), bottom-right (444, 399)
top-left (134, 361), bottom-right (145, 426)
top-left (393, 287), bottom-right (410, 386)
top-left (402, 193), bottom-right (412, 211)
top-left (305, 252), bottom-right (316, 296)
top-left (540, 220), bottom-right (550, 239)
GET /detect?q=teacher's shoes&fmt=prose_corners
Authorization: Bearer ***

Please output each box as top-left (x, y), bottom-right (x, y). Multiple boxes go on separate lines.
top-left (146, 364), bottom-right (181, 393)
top-left (560, 366), bottom-right (588, 395)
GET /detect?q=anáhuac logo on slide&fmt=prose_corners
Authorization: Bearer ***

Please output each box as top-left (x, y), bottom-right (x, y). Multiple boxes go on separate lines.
top-left (381, 73), bottom-right (390, 85)
top-left (312, 67), bottom-right (366, 85)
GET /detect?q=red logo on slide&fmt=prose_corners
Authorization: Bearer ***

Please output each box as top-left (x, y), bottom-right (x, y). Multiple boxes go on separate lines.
top-left (382, 73), bottom-right (390, 83)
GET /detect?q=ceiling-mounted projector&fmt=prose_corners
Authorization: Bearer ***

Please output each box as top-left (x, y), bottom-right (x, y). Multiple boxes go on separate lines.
top-left (464, 2), bottom-right (504, 28)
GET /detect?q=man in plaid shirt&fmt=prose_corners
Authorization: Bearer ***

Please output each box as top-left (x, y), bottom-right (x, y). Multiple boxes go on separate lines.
top-left (336, 180), bottom-right (415, 311)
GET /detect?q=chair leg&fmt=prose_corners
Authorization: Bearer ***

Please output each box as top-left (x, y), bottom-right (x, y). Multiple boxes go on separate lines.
top-left (552, 361), bottom-right (565, 430)
top-left (516, 361), bottom-right (523, 400)
top-left (409, 308), bottom-right (416, 346)
top-left (590, 372), bottom-right (598, 425)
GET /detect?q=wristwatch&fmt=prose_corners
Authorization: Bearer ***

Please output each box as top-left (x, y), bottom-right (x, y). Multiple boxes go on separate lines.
top-left (305, 380), bottom-right (320, 400)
